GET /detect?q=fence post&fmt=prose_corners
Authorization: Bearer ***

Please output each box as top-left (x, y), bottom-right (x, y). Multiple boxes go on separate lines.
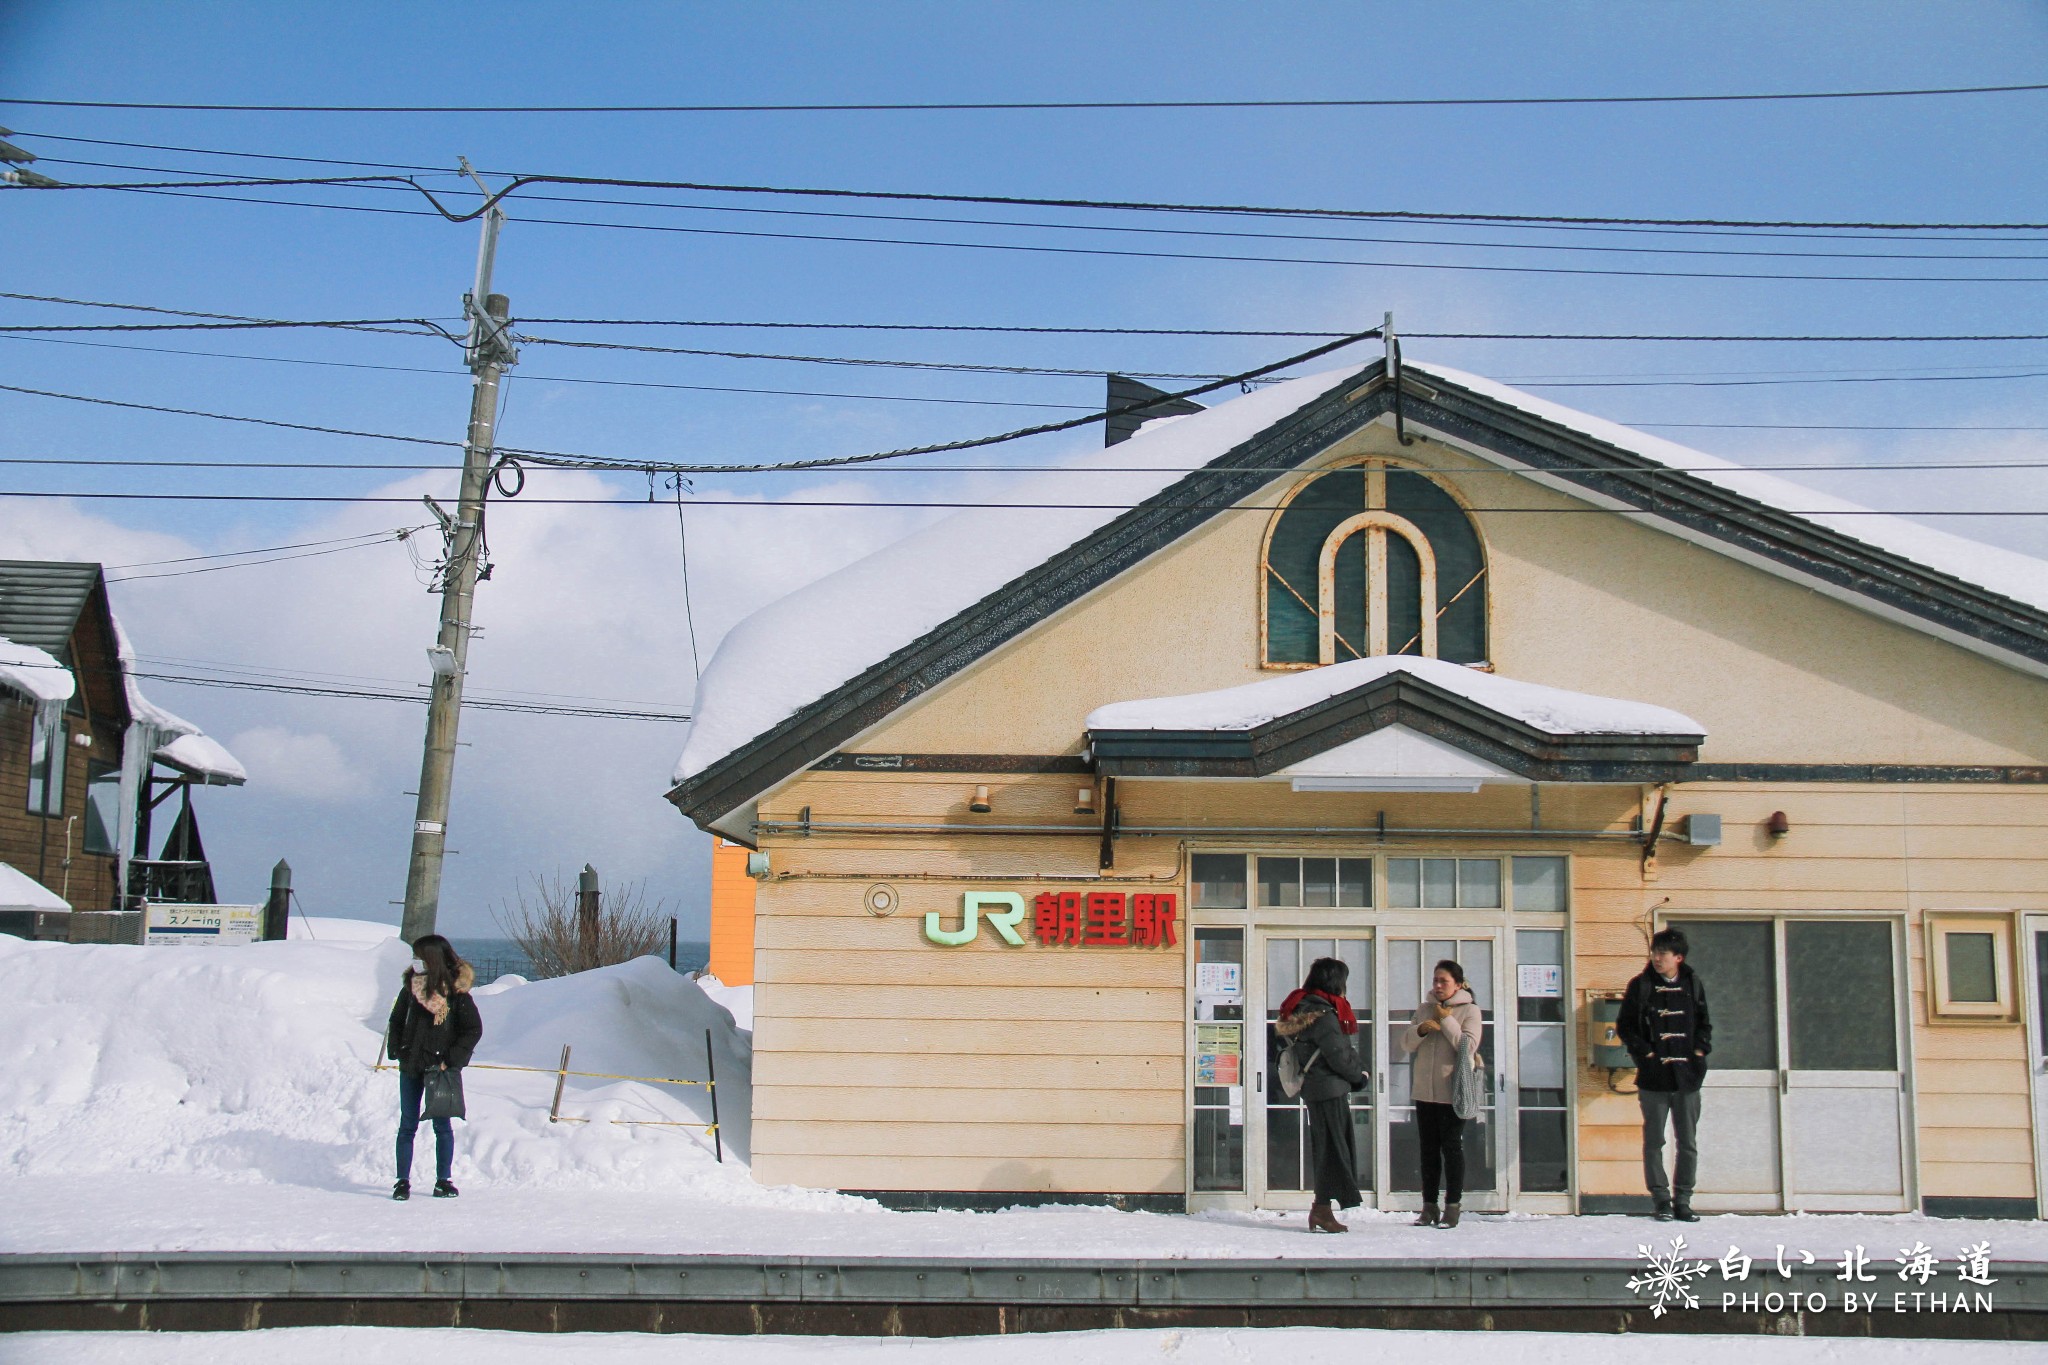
top-left (668, 916), bottom-right (677, 970)
top-left (576, 864), bottom-right (599, 970)
top-left (263, 859), bottom-right (292, 941)
top-left (548, 1044), bottom-right (572, 1123)
top-left (705, 1028), bottom-right (722, 1163)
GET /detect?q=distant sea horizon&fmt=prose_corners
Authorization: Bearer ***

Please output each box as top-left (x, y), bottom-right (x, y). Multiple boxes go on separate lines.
top-left (454, 935), bottom-right (711, 982)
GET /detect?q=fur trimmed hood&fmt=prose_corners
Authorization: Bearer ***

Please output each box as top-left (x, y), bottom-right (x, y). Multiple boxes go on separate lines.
top-left (405, 962), bottom-right (475, 1025)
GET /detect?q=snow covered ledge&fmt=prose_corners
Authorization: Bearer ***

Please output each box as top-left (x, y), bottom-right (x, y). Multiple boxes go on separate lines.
top-left (1085, 656), bottom-right (1706, 788)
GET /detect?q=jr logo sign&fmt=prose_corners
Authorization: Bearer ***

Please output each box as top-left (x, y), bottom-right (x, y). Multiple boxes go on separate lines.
top-left (921, 890), bottom-right (1178, 948)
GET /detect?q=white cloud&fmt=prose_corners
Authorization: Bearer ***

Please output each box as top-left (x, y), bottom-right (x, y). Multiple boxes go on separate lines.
top-left (222, 727), bottom-right (370, 803)
top-left (0, 471), bottom-right (924, 937)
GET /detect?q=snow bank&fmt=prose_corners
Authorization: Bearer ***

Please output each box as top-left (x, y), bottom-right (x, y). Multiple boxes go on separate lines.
top-left (1086, 655), bottom-right (1704, 736)
top-left (693, 974), bottom-right (754, 1032)
top-left (0, 934), bottom-right (793, 1200)
top-left (286, 915), bottom-right (400, 944)
top-left (674, 365), bottom-right (1369, 786)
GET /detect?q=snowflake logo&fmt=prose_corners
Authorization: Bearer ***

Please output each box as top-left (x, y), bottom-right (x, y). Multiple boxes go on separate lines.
top-left (1627, 1237), bottom-right (1714, 1317)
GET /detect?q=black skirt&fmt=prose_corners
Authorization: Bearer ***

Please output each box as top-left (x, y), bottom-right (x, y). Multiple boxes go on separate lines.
top-left (1305, 1095), bottom-right (1362, 1209)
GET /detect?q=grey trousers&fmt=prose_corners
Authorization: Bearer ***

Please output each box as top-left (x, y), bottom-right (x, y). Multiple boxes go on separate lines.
top-left (1638, 1087), bottom-right (1702, 1201)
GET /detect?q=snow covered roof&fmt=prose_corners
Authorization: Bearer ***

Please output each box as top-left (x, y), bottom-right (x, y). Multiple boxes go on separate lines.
top-left (0, 861), bottom-right (69, 913)
top-left (110, 614), bottom-right (247, 786)
top-left (671, 356), bottom-right (2048, 829)
top-left (673, 365), bottom-right (1369, 788)
top-left (1406, 362), bottom-right (2048, 615)
top-left (0, 636), bottom-right (75, 705)
top-left (1085, 656), bottom-right (1704, 736)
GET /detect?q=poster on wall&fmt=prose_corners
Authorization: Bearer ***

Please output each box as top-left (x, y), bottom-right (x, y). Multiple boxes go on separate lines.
top-left (144, 903), bottom-right (262, 947)
top-left (1517, 964), bottom-right (1563, 998)
top-left (1195, 1022), bottom-right (1242, 1085)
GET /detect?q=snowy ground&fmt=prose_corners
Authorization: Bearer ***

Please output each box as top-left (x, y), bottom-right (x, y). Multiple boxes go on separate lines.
top-left (3, 924), bottom-right (2046, 1265)
top-left (3, 1328), bottom-right (2040, 1365)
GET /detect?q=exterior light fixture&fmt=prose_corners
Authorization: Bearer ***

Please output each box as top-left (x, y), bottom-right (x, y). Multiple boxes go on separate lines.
top-left (1766, 810), bottom-right (1791, 839)
top-left (426, 645), bottom-right (459, 679)
top-left (969, 785), bottom-right (993, 814)
top-left (70, 732), bottom-right (92, 748)
top-left (1074, 786), bottom-right (1096, 815)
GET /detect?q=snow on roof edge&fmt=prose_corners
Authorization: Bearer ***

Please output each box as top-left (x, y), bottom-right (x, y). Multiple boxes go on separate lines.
top-left (0, 636), bottom-right (76, 705)
top-left (1406, 360), bottom-right (2048, 615)
top-left (109, 612), bottom-right (247, 784)
top-left (1085, 655), bottom-right (1706, 737)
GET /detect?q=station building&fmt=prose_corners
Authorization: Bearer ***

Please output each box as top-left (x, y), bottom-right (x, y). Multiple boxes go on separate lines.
top-left (669, 358), bottom-right (2048, 1218)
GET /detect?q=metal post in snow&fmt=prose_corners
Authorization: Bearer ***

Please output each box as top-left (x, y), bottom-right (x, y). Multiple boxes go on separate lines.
top-left (576, 864), bottom-right (600, 970)
top-left (705, 1028), bottom-right (722, 1163)
top-left (263, 859), bottom-right (292, 942)
top-left (668, 916), bottom-right (677, 971)
top-left (548, 1044), bottom-right (571, 1124)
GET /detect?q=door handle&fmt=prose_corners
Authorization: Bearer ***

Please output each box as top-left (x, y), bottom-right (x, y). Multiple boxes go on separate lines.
top-left (1779, 1069), bottom-right (1789, 1095)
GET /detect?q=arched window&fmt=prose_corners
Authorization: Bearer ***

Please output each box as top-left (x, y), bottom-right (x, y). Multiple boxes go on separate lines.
top-left (1261, 460), bottom-right (1487, 667)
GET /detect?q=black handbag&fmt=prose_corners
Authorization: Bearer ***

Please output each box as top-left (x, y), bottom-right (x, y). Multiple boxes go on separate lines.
top-left (421, 1066), bottom-right (466, 1121)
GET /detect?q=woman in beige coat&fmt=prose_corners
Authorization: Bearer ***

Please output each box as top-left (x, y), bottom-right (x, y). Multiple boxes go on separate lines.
top-left (1399, 959), bottom-right (1482, 1228)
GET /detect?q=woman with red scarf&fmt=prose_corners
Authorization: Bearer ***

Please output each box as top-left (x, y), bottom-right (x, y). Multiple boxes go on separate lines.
top-left (1275, 957), bottom-right (1369, 1232)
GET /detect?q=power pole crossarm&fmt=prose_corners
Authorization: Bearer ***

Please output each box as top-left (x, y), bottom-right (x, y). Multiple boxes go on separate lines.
top-left (400, 180), bottom-right (517, 943)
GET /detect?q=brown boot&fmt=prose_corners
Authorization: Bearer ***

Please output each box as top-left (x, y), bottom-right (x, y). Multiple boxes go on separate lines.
top-left (1413, 1203), bottom-right (1440, 1227)
top-left (1439, 1203), bottom-right (1462, 1229)
top-left (1309, 1201), bottom-right (1348, 1234)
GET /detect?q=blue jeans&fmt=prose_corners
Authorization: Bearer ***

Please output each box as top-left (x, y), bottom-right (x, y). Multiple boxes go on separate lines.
top-left (396, 1069), bottom-right (454, 1183)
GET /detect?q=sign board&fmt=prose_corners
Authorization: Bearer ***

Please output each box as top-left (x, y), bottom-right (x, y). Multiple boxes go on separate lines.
top-left (144, 902), bottom-right (263, 947)
top-left (1195, 1022), bottom-right (1242, 1086)
top-left (1195, 962), bottom-right (1242, 998)
top-left (1518, 964), bottom-right (1563, 998)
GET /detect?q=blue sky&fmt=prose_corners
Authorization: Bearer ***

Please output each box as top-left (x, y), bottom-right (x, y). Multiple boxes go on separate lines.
top-left (3, 3), bottom-right (2047, 938)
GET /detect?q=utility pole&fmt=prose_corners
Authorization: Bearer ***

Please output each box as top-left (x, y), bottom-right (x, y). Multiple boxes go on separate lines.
top-left (400, 162), bottom-right (518, 942)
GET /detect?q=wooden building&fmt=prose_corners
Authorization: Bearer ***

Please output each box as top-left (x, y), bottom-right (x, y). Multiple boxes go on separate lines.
top-left (669, 360), bottom-right (2048, 1218)
top-left (0, 560), bottom-right (244, 920)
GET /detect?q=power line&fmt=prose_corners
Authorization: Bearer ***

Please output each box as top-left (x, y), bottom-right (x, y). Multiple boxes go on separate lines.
top-left (108, 530), bottom-right (429, 582)
top-left (9, 81), bottom-right (2047, 113)
top-left (0, 326), bottom-right (1378, 475)
top-left (32, 131), bottom-right (2048, 247)
top-left (7, 490), bottom-right (2046, 517)
top-left (0, 333), bottom-right (1096, 410)
top-left (49, 154), bottom-right (2048, 266)
top-left (36, 168), bottom-right (2048, 233)
top-left (124, 668), bottom-right (689, 721)
top-left (77, 182), bottom-right (2048, 283)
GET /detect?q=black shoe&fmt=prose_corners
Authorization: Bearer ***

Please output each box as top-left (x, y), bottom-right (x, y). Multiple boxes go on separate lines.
top-left (432, 1180), bottom-right (460, 1199)
top-left (392, 1180), bottom-right (410, 1201)
top-left (1673, 1202), bottom-right (1699, 1223)
top-left (1653, 1198), bottom-right (1673, 1221)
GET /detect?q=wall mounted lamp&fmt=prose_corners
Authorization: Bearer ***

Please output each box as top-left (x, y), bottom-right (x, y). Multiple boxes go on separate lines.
top-left (1074, 786), bottom-right (1096, 816)
top-left (1766, 810), bottom-right (1791, 839)
top-left (969, 784), bottom-right (993, 813)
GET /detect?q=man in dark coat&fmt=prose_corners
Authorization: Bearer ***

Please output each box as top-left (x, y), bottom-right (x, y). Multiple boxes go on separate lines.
top-left (1617, 927), bottom-right (1712, 1222)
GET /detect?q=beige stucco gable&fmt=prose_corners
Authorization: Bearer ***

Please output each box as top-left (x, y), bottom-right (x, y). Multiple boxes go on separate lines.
top-left (844, 419), bottom-right (2048, 769)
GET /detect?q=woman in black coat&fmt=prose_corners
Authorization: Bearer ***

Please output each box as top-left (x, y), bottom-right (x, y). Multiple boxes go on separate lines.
top-left (385, 934), bottom-right (483, 1201)
top-left (1275, 956), bottom-right (1370, 1233)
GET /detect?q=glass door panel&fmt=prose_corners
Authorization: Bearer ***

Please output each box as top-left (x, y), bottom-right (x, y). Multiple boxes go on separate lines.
top-left (1255, 931), bottom-right (1373, 1208)
top-left (1383, 933), bottom-right (1500, 1209)
top-left (2028, 918), bottom-right (2048, 1208)
top-left (1191, 927), bottom-right (1246, 1193)
top-left (1783, 920), bottom-right (1905, 1205)
top-left (1681, 920), bottom-right (1783, 1208)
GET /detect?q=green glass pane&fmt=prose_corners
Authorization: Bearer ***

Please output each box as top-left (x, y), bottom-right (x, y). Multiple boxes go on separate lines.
top-left (1512, 857), bottom-right (1568, 913)
top-left (1787, 920), bottom-right (1896, 1072)
top-left (1191, 854), bottom-right (1247, 908)
top-left (1945, 931), bottom-right (1998, 1004)
top-left (1679, 920), bottom-right (1777, 1070)
top-left (1385, 469), bottom-right (1487, 663)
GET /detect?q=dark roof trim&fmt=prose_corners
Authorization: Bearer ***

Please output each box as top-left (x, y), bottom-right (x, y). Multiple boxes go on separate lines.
top-left (1405, 381), bottom-right (2048, 667)
top-left (669, 366), bottom-right (2048, 831)
top-left (813, 752), bottom-right (1091, 774)
top-left (1089, 668), bottom-right (1700, 783)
